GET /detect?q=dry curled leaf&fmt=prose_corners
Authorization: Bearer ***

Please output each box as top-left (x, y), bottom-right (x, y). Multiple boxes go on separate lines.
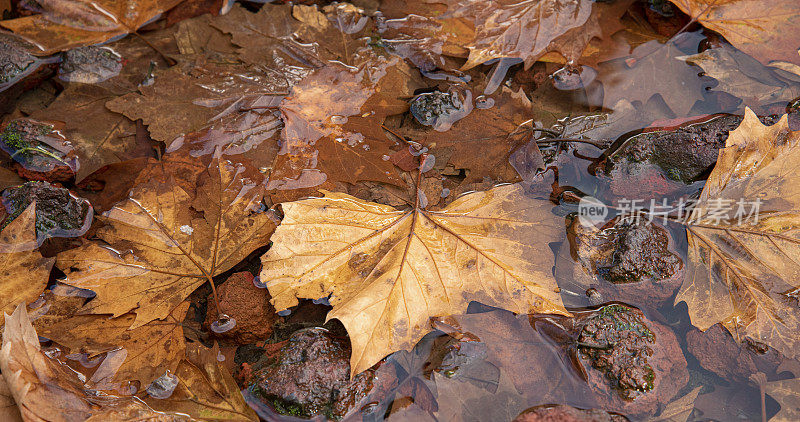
top-left (0, 0), bottom-right (183, 55)
top-left (668, 0), bottom-right (800, 66)
top-left (143, 343), bottom-right (258, 421)
top-left (0, 304), bottom-right (188, 421)
top-left (0, 203), bottom-right (53, 321)
top-left (260, 183), bottom-right (569, 375)
top-left (57, 155), bottom-right (276, 328)
top-left (676, 108), bottom-right (800, 361)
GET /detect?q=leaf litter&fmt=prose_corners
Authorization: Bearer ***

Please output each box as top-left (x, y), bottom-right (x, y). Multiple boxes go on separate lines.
top-left (0, 0), bottom-right (800, 420)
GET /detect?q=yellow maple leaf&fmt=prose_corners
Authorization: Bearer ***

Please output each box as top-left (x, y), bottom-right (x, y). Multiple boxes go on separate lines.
top-left (261, 183), bottom-right (569, 375)
top-left (677, 108), bottom-right (800, 360)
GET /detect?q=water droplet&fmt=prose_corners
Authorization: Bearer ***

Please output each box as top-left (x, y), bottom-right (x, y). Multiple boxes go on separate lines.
top-left (417, 189), bottom-right (429, 208)
top-left (409, 145), bottom-right (428, 156)
top-left (278, 309), bottom-right (291, 316)
top-left (217, 351), bottom-right (226, 362)
top-left (179, 225), bottom-right (193, 235)
top-left (313, 296), bottom-right (331, 306)
top-left (211, 315), bottom-right (236, 333)
top-left (420, 154), bottom-right (436, 173)
top-left (382, 155), bottom-right (390, 161)
top-left (330, 115), bottom-right (348, 124)
top-left (252, 276), bottom-right (267, 289)
top-left (147, 372), bottom-right (179, 399)
top-left (441, 188), bottom-right (450, 198)
top-left (475, 95), bottom-right (495, 109)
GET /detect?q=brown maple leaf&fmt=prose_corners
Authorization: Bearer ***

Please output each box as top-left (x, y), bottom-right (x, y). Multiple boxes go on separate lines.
top-left (56, 155), bottom-right (276, 328)
top-left (0, 0), bottom-right (184, 55)
top-left (442, 0), bottom-right (594, 69)
top-left (260, 183), bottom-right (569, 376)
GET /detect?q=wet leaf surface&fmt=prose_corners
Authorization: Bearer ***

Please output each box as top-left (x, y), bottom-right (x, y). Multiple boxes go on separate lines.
top-left (261, 183), bottom-right (568, 375)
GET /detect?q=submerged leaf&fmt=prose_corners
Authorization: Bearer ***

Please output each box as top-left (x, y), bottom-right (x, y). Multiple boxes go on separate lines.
top-left (676, 108), bottom-right (800, 360)
top-left (260, 183), bottom-right (569, 375)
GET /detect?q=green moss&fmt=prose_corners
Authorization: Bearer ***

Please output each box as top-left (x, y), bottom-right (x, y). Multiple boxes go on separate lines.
top-left (270, 397), bottom-right (307, 417)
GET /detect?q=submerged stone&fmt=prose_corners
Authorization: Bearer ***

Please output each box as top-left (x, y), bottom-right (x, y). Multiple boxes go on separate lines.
top-left (0, 119), bottom-right (76, 182)
top-left (608, 114), bottom-right (747, 183)
top-left (409, 90), bottom-right (472, 131)
top-left (59, 46), bottom-right (122, 84)
top-left (0, 34), bottom-right (37, 89)
top-left (249, 328), bottom-right (376, 420)
top-left (578, 304), bottom-right (656, 400)
top-left (2, 181), bottom-right (93, 242)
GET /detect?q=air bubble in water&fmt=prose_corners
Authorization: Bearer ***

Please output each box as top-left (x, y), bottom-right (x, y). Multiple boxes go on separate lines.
top-left (252, 276), bottom-right (267, 289)
top-left (211, 315), bottom-right (236, 333)
top-left (147, 372), bottom-right (179, 399)
top-left (420, 154), bottom-right (436, 172)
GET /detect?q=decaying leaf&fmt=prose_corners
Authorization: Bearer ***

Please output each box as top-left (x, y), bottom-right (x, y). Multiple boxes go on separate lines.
top-left (651, 386), bottom-right (702, 422)
top-left (0, 0), bottom-right (184, 55)
top-left (667, 0), bottom-right (800, 66)
top-left (767, 378), bottom-right (800, 421)
top-left (396, 87), bottom-right (538, 184)
top-left (107, 62), bottom-right (286, 146)
top-left (443, 0), bottom-right (593, 69)
top-left (36, 302), bottom-right (189, 386)
top-left (144, 343), bottom-right (258, 421)
top-left (57, 155), bottom-right (276, 328)
top-left (433, 371), bottom-right (526, 422)
top-left (0, 375), bottom-right (22, 422)
top-left (597, 39), bottom-right (705, 116)
top-left (680, 45), bottom-right (800, 108)
top-left (676, 108), bottom-right (800, 360)
top-left (0, 304), bottom-right (188, 421)
top-left (260, 183), bottom-right (569, 375)
top-left (0, 203), bottom-right (53, 321)
top-left (269, 59), bottom-right (420, 192)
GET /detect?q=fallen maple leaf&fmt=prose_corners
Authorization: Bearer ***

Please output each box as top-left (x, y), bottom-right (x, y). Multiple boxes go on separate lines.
top-left (675, 108), bottom-right (800, 361)
top-left (260, 183), bottom-right (569, 376)
top-left (57, 155), bottom-right (276, 328)
top-left (0, 0), bottom-right (184, 55)
top-left (292, 3), bottom-right (375, 68)
top-left (0, 374), bottom-right (21, 422)
top-left (667, 0), bottom-right (800, 66)
top-left (597, 39), bottom-right (706, 116)
top-left (144, 343), bottom-right (258, 421)
top-left (434, 371), bottom-right (526, 422)
top-left (0, 203), bottom-right (53, 321)
top-left (679, 45), bottom-right (800, 108)
top-left (0, 304), bottom-right (189, 421)
top-left (36, 301), bottom-right (189, 386)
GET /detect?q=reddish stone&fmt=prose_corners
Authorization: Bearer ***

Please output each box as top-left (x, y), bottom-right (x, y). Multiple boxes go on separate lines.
top-left (204, 271), bottom-right (278, 344)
